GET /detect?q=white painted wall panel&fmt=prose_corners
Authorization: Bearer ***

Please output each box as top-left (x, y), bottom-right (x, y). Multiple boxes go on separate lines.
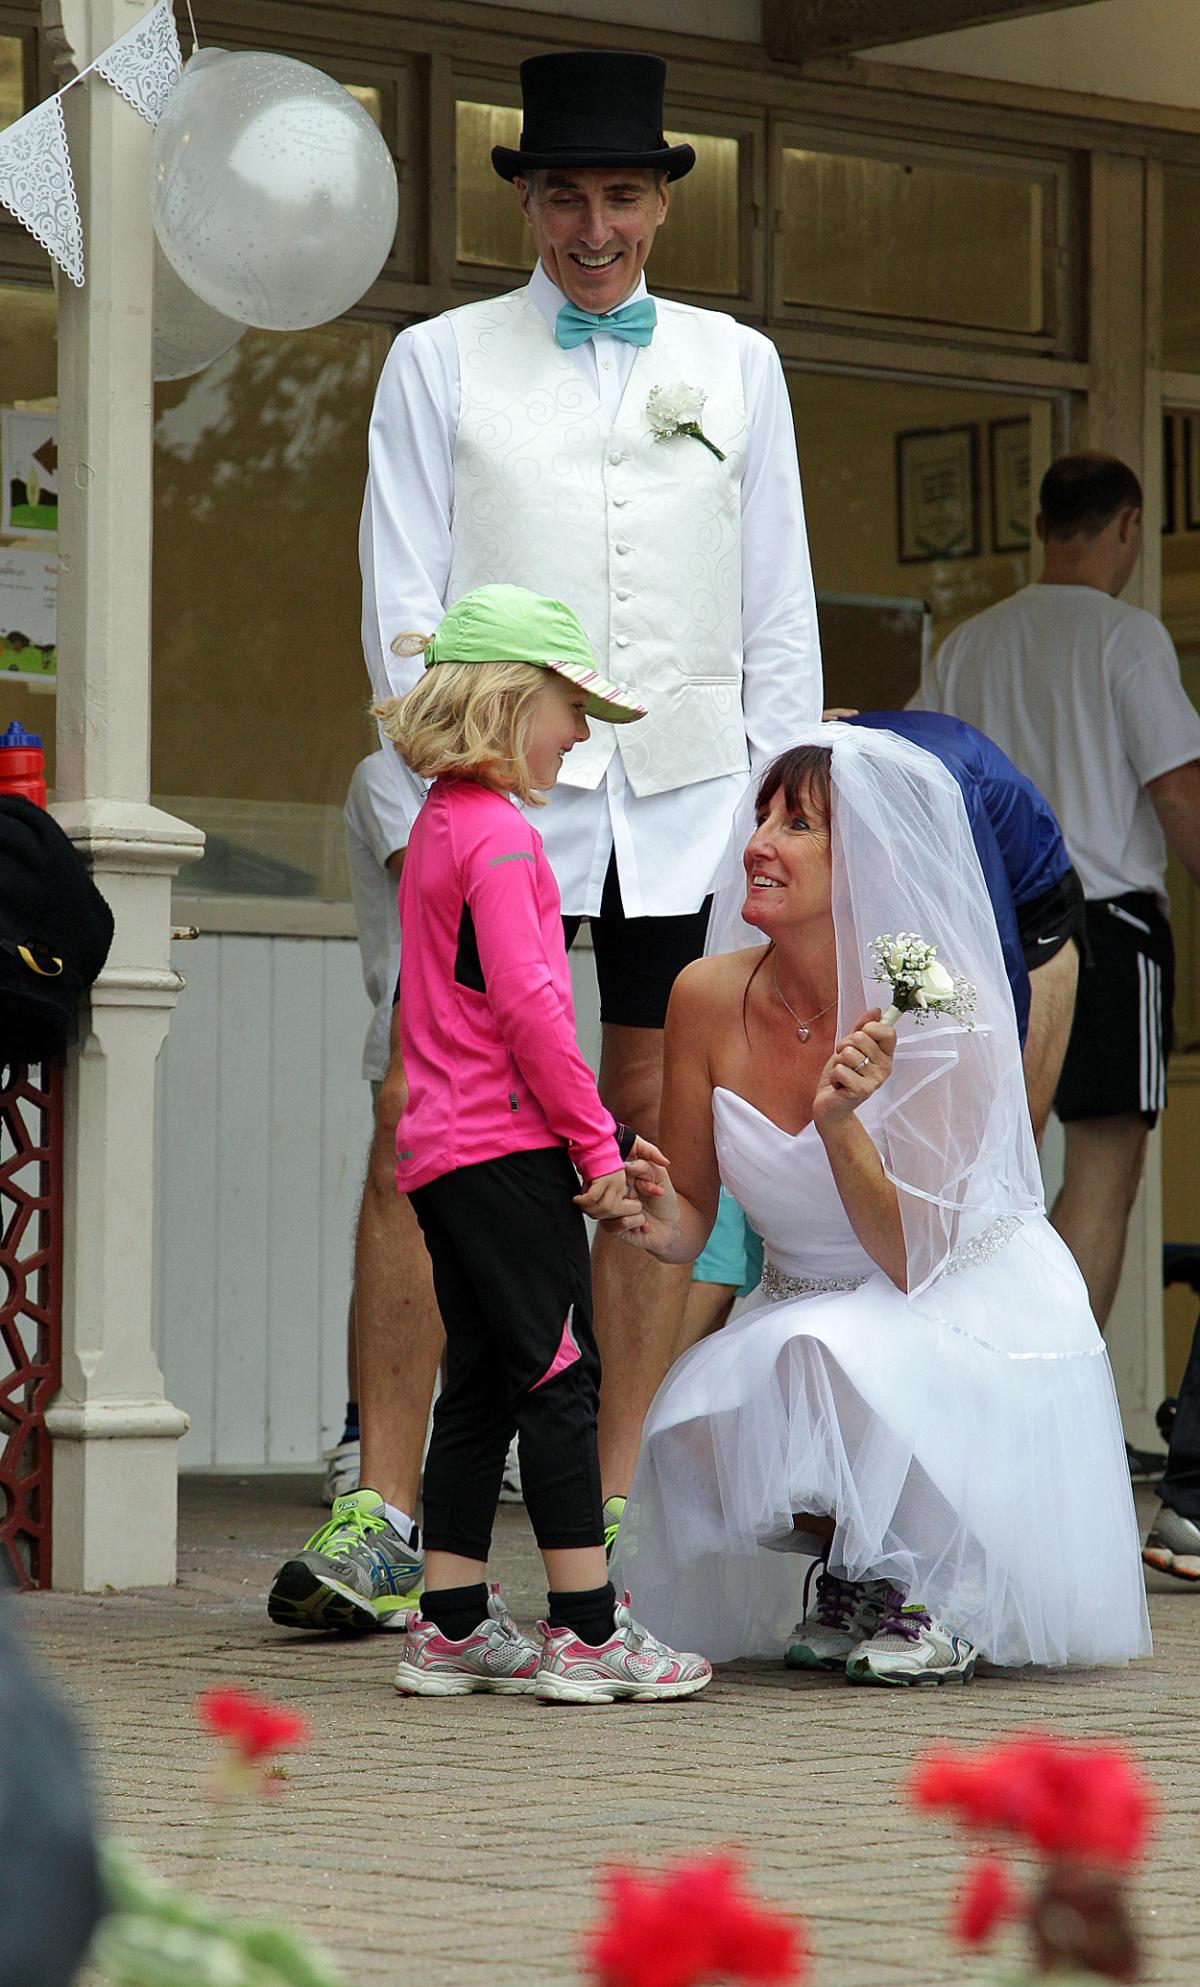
top-left (213, 938), bottom-right (272, 1464)
top-left (155, 934), bottom-right (374, 1468)
top-left (154, 938), bottom-right (222, 1464)
top-left (318, 940), bottom-right (375, 1429)
top-left (264, 943), bottom-right (325, 1465)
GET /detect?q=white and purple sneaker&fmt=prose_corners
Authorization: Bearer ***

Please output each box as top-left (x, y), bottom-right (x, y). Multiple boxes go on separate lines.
top-left (785, 1562), bottom-right (889, 1671)
top-left (533, 1592), bottom-right (713, 1705)
top-left (845, 1587), bottom-right (976, 1687)
top-left (393, 1585), bottom-right (540, 1696)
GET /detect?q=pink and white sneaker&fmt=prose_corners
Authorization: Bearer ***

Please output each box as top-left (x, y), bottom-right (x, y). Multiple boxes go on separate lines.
top-left (534, 1592), bottom-right (713, 1704)
top-left (393, 1585), bottom-right (540, 1696)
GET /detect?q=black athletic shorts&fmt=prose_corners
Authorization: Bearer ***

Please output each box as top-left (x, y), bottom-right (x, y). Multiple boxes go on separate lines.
top-left (562, 853), bottom-right (711, 1030)
top-left (1054, 892), bottom-right (1174, 1127)
top-left (1016, 865), bottom-right (1089, 973)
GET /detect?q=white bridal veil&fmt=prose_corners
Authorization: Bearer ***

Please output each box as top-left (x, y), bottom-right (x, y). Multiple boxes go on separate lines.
top-left (706, 723), bottom-right (1044, 1296)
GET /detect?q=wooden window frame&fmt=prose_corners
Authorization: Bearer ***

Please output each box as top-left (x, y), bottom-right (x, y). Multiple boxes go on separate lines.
top-left (768, 117), bottom-right (1076, 359)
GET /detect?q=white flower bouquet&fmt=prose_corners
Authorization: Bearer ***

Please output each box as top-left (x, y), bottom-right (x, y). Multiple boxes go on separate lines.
top-left (871, 932), bottom-right (977, 1028)
top-left (645, 382), bottom-right (726, 462)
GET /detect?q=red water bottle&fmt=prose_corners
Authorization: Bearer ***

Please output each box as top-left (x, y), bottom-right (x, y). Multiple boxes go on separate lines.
top-left (0, 721), bottom-right (46, 809)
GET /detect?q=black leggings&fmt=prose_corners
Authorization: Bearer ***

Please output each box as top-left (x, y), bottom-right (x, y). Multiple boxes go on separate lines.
top-left (409, 1147), bottom-right (605, 1561)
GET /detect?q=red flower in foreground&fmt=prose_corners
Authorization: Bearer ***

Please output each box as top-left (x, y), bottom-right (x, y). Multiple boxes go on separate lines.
top-left (910, 1732), bottom-right (1153, 1869)
top-left (953, 1854), bottom-right (1022, 1948)
top-left (196, 1686), bottom-right (310, 1763)
top-left (585, 1851), bottom-right (805, 1987)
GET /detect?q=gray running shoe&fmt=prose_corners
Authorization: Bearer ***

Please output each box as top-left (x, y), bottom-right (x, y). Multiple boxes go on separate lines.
top-left (267, 1488), bottom-right (422, 1633)
top-left (534, 1591), bottom-right (712, 1704)
top-left (322, 1437), bottom-right (360, 1507)
top-left (785, 1564), bottom-right (889, 1671)
top-left (393, 1586), bottom-right (539, 1696)
top-left (1142, 1502), bottom-right (1200, 1581)
top-left (846, 1589), bottom-right (976, 1687)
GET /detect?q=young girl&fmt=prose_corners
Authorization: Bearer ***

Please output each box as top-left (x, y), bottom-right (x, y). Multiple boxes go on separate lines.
top-left (376, 582), bottom-right (712, 1705)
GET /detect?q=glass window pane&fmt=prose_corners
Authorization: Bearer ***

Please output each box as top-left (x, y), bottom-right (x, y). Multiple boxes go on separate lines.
top-left (787, 371), bottom-right (1049, 708)
top-left (455, 102), bottom-right (741, 294)
top-left (0, 36), bottom-right (23, 134)
top-left (456, 103), bottom-right (531, 270)
top-left (653, 134), bottom-right (739, 296)
top-left (0, 284), bottom-right (58, 775)
top-left (343, 82), bottom-right (382, 129)
top-left (151, 321), bottom-right (389, 902)
top-left (1163, 172), bottom-right (1200, 372)
top-left (779, 146), bottom-right (1044, 334)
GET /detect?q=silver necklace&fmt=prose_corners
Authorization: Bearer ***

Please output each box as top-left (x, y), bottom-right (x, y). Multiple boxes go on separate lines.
top-left (772, 963), bottom-right (837, 1043)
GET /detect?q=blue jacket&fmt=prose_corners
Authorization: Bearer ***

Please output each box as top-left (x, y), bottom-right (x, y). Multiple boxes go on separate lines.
top-left (848, 711), bottom-right (1072, 1045)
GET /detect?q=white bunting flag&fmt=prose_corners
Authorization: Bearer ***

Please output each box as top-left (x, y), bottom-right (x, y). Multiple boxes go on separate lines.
top-left (0, 0), bottom-right (183, 287)
top-left (0, 93), bottom-right (83, 287)
top-left (93, 0), bottom-right (182, 128)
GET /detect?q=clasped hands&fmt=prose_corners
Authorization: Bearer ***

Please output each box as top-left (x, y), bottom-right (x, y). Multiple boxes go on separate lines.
top-left (573, 1134), bottom-right (671, 1222)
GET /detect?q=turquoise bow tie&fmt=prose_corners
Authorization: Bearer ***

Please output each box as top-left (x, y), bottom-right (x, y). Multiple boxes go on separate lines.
top-left (555, 296), bottom-right (657, 351)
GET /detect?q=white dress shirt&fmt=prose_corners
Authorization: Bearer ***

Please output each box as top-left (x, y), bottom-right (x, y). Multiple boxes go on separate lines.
top-left (360, 261), bottom-right (821, 917)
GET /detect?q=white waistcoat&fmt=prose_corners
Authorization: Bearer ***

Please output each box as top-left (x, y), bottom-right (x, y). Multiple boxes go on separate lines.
top-left (447, 287), bottom-right (746, 798)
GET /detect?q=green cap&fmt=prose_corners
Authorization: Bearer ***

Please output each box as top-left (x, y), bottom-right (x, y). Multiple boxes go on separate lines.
top-left (423, 584), bottom-right (646, 725)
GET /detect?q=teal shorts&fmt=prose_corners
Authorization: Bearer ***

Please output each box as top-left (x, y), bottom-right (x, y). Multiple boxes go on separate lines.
top-left (692, 1186), bottom-right (764, 1297)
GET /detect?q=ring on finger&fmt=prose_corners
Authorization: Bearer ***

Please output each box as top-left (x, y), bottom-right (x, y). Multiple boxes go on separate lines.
top-left (855, 1053), bottom-right (870, 1073)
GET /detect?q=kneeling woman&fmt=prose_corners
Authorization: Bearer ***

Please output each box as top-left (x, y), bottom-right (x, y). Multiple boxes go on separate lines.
top-left (611, 725), bottom-right (1149, 1683)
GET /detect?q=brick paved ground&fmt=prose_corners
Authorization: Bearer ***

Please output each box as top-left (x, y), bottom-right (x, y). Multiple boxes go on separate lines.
top-left (19, 1475), bottom-right (1200, 1986)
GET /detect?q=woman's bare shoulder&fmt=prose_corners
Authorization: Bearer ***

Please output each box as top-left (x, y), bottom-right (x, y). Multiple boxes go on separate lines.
top-left (669, 948), bottom-right (758, 1023)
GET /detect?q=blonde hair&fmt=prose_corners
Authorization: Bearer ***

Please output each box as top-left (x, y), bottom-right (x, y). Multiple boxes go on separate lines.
top-left (375, 640), bottom-right (552, 806)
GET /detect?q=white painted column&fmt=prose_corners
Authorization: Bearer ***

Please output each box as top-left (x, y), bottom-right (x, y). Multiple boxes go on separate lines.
top-left (41, 0), bottom-right (203, 1588)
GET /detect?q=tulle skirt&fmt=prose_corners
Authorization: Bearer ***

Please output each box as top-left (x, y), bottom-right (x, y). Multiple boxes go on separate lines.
top-left (613, 1217), bottom-right (1151, 1668)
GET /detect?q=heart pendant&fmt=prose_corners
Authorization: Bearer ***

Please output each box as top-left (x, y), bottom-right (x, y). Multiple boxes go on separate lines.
top-left (797, 1024), bottom-right (810, 1042)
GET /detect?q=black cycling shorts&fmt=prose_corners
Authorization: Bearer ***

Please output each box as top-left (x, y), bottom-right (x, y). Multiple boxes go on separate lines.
top-left (562, 854), bottom-right (711, 1030)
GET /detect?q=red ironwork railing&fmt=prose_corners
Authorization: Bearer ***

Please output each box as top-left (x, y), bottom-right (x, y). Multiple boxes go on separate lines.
top-left (0, 1058), bottom-right (62, 1589)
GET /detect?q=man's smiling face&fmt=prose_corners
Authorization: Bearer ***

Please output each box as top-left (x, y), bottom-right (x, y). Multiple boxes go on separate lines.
top-left (517, 166), bottom-right (669, 314)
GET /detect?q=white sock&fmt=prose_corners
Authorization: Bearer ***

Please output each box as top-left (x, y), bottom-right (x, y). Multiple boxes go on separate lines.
top-left (382, 1502), bottom-right (418, 1548)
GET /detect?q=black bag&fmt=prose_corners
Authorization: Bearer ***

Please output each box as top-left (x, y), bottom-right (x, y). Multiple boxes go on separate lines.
top-left (0, 796), bottom-right (114, 1065)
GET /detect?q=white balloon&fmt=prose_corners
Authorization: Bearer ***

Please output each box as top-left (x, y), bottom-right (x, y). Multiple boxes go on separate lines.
top-left (150, 49), bottom-right (398, 332)
top-left (153, 242), bottom-right (245, 382)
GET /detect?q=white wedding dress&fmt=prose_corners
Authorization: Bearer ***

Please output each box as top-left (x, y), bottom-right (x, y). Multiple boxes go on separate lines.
top-left (613, 1086), bottom-right (1152, 1669)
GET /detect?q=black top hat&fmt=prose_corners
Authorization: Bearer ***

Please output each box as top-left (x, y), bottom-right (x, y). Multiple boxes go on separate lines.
top-left (492, 52), bottom-right (695, 184)
top-left (0, 797), bottom-right (114, 1065)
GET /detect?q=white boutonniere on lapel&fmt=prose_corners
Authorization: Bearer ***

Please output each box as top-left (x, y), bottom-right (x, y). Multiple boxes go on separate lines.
top-left (646, 383), bottom-right (727, 462)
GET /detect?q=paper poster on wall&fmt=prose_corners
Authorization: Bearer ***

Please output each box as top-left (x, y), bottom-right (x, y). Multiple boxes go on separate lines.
top-left (1, 409), bottom-right (59, 537)
top-left (0, 549), bottom-right (58, 678)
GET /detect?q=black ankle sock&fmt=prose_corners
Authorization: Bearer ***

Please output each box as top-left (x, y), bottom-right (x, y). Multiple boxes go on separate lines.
top-left (422, 1582), bottom-right (489, 1642)
top-left (341, 1399), bottom-right (360, 1443)
top-left (547, 1582), bottom-right (616, 1647)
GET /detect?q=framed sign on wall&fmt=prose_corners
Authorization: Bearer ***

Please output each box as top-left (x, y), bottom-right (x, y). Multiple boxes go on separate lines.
top-left (896, 424), bottom-right (979, 563)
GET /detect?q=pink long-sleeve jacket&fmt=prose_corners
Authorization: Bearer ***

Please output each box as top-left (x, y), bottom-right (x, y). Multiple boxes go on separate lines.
top-left (394, 777), bottom-right (624, 1195)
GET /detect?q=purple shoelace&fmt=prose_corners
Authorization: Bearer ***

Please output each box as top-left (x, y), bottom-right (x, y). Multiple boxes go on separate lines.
top-left (877, 1586), bottom-right (931, 1641)
top-left (801, 1560), bottom-right (868, 1631)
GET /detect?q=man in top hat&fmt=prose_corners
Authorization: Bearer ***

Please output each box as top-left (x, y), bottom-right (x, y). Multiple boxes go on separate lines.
top-left (268, 48), bottom-right (821, 1635)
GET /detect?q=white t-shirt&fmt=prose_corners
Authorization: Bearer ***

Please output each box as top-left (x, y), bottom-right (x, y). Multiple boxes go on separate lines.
top-left (912, 583), bottom-right (1200, 910)
top-left (344, 750), bottom-right (427, 1080)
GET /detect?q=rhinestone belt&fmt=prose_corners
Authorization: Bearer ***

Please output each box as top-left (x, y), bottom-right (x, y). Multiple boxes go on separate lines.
top-left (760, 1214), bottom-right (1025, 1305)
top-left (761, 1261), bottom-right (868, 1303)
